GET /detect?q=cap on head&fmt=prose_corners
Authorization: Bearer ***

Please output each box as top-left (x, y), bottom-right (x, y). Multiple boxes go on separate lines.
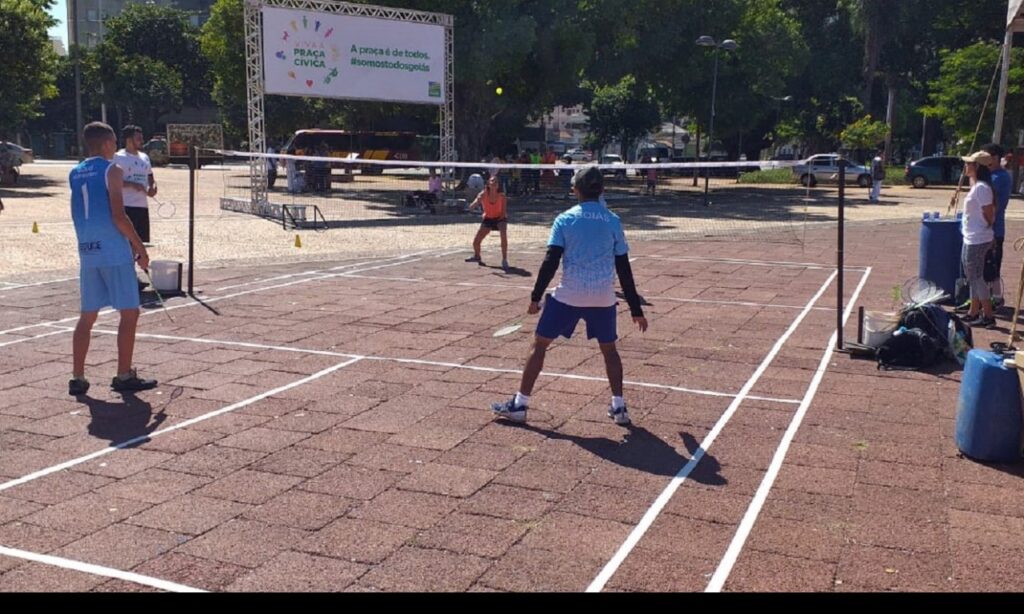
top-left (962, 151), bottom-right (994, 165)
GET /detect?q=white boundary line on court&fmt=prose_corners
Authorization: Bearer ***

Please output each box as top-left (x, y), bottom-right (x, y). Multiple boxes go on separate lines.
top-left (0, 545), bottom-right (206, 593)
top-left (631, 254), bottom-right (869, 272)
top-left (0, 357), bottom-right (363, 493)
top-left (585, 268), bottom-right (839, 592)
top-left (64, 327), bottom-right (802, 406)
top-left (0, 249), bottom-right (862, 338)
top-left (256, 271), bottom-right (837, 313)
top-left (0, 328), bottom-right (70, 349)
top-left (704, 266), bottom-right (872, 592)
top-left (0, 250), bottom-right (436, 339)
top-left (0, 276), bottom-right (79, 292)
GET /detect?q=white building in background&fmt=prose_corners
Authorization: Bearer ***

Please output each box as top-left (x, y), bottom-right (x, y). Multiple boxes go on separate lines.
top-left (538, 105), bottom-right (590, 150)
top-left (69, 0), bottom-right (214, 48)
top-left (50, 36), bottom-right (67, 56)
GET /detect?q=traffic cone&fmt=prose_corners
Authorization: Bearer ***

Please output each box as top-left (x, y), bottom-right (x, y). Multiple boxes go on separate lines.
top-left (294, 234), bottom-right (302, 248)
top-left (31, 222), bottom-right (38, 234)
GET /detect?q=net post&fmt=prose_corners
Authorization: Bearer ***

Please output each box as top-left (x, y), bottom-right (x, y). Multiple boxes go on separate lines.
top-left (188, 146), bottom-right (197, 296)
top-left (836, 157), bottom-right (846, 351)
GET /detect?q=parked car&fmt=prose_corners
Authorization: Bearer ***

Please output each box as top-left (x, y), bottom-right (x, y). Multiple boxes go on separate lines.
top-left (0, 142), bottom-right (34, 165)
top-left (564, 148), bottom-right (592, 163)
top-left (904, 155), bottom-right (964, 188)
top-left (142, 138), bottom-right (169, 166)
top-left (792, 154), bottom-right (871, 187)
top-left (599, 154), bottom-right (627, 179)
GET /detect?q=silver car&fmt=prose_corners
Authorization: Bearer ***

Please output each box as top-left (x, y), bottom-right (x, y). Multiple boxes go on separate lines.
top-left (0, 142), bottom-right (33, 165)
top-left (792, 154), bottom-right (871, 188)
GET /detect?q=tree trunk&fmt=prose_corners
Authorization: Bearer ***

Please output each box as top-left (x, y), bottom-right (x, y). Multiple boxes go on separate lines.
top-left (884, 84), bottom-right (896, 162)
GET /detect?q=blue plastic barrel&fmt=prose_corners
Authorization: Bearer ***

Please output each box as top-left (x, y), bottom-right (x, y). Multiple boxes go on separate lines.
top-left (955, 350), bottom-right (1023, 462)
top-left (918, 219), bottom-right (963, 301)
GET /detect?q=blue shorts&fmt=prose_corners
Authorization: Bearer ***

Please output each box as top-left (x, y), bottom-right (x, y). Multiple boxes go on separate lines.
top-left (536, 294), bottom-right (618, 343)
top-left (80, 263), bottom-right (140, 312)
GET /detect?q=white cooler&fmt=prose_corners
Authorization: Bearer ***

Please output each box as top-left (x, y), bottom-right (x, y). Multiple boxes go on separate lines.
top-left (149, 260), bottom-right (182, 294)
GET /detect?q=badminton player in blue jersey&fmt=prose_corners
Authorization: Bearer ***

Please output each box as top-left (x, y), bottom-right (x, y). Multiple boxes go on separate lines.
top-left (491, 165), bottom-right (648, 426)
top-left (68, 122), bottom-right (158, 396)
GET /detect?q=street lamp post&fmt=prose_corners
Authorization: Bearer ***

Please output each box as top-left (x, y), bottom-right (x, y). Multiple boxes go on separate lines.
top-left (696, 36), bottom-right (737, 207)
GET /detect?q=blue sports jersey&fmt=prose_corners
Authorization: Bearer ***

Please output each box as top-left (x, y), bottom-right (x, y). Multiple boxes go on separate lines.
top-left (547, 201), bottom-right (629, 307)
top-left (69, 157), bottom-right (133, 268)
top-left (992, 169), bottom-right (1012, 239)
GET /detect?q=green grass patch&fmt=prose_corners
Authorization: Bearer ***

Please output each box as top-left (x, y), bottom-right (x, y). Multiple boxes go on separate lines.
top-left (737, 168), bottom-right (793, 184)
top-left (885, 166), bottom-right (908, 186)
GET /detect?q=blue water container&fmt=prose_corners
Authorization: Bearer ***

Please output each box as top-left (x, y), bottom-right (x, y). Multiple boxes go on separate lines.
top-left (955, 350), bottom-right (1024, 462)
top-left (918, 219), bottom-right (963, 301)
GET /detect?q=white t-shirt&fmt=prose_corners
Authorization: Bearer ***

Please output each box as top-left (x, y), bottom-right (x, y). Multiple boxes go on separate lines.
top-left (112, 149), bottom-right (152, 209)
top-left (962, 182), bottom-right (994, 245)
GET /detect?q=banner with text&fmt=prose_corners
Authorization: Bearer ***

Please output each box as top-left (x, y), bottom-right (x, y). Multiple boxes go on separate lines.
top-left (262, 7), bottom-right (446, 105)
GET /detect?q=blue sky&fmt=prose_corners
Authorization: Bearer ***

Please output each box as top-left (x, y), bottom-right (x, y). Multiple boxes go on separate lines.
top-left (48, 0), bottom-right (68, 45)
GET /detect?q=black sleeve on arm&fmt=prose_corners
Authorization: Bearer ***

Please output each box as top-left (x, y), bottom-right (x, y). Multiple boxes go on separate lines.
top-left (615, 254), bottom-right (644, 317)
top-left (531, 246), bottom-right (564, 303)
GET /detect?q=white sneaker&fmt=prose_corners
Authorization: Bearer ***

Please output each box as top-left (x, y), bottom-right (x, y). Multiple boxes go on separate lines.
top-left (491, 398), bottom-right (527, 423)
top-left (608, 404), bottom-right (631, 426)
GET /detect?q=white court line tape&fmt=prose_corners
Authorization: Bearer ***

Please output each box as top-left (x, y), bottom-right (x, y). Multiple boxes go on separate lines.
top-left (639, 254), bottom-right (869, 271)
top-left (704, 267), bottom-right (872, 592)
top-left (0, 276), bottom-right (78, 292)
top-left (76, 328), bottom-right (802, 406)
top-left (0, 249), bottom-right (845, 338)
top-left (0, 251), bottom-right (434, 339)
top-left (213, 249), bottom-right (437, 291)
top-left (0, 357), bottom-right (363, 494)
top-left (338, 273), bottom-right (425, 283)
top-left (0, 545), bottom-right (205, 593)
top-left (0, 328), bottom-right (69, 349)
top-left (316, 274), bottom-right (835, 312)
top-left (586, 268), bottom-right (838, 592)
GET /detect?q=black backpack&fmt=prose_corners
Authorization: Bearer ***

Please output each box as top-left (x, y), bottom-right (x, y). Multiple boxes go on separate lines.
top-left (876, 328), bottom-right (942, 370)
top-left (901, 304), bottom-right (950, 344)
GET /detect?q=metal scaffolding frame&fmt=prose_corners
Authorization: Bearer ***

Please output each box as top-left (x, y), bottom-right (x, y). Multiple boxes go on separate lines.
top-left (242, 0), bottom-right (454, 206)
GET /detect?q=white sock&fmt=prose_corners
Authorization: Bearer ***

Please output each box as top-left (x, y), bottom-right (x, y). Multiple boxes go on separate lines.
top-left (514, 392), bottom-right (530, 408)
top-left (612, 396), bottom-right (626, 410)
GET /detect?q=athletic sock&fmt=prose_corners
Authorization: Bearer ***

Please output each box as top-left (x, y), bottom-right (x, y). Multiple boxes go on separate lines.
top-left (611, 396), bottom-right (626, 410)
top-left (514, 392), bottom-right (530, 409)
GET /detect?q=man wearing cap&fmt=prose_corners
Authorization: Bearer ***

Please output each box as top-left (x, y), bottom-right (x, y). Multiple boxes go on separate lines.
top-left (491, 165), bottom-right (648, 426)
top-left (982, 143), bottom-right (1012, 307)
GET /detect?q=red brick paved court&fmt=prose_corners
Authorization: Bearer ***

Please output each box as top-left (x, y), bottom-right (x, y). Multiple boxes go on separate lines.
top-left (2, 220), bottom-right (1024, 592)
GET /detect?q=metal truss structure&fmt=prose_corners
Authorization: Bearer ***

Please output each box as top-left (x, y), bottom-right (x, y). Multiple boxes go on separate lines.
top-left (242, 0), bottom-right (454, 206)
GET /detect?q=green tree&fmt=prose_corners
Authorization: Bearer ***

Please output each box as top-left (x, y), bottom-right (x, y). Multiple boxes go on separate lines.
top-left (201, 0), bottom-right (247, 143)
top-left (585, 76), bottom-right (660, 157)
top-left (597, 0), bottom-right (806, 159)
top-left (839, 114), bottom-right (888, 151)
top-left (923, 42), bottom-right (1024, 151)
top-left (0, 0), bottom-right (59, 137)
top-left (27, 51), bottom-right (102, 134)
top-left (92, 3), bottom-right (210, 134)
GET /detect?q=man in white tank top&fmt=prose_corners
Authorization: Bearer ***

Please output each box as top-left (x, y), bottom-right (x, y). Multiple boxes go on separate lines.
top-left (112, 125), bottom-right (157, 245)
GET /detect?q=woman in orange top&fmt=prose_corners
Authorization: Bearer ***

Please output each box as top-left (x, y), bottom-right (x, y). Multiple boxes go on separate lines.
top-left (465, 175), bottom-right (510, 271)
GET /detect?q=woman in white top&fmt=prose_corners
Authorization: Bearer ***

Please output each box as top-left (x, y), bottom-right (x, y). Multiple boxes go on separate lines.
top-left (960, 151), bottom-right (997, 327)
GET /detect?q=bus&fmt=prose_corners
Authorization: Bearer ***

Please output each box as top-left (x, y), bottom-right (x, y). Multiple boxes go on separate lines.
top-left (282, 130), bottom-right (428, 174)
